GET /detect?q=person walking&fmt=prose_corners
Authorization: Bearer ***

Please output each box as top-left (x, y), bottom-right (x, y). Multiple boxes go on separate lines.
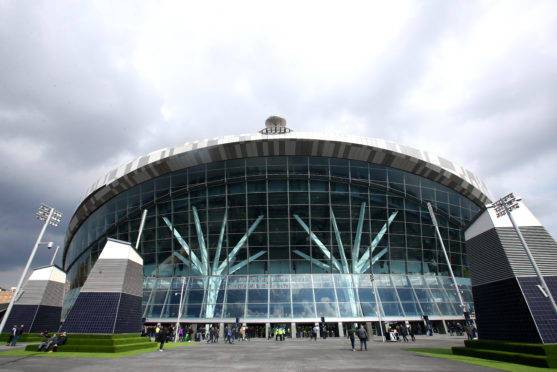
top-left (158, 325), bottom-right (169, 351)
top-left (408, 324), bottom-right (416, 342)
top-left (11, 324), bottom-right (24, 346)
top-left (5, 325), bottom-right (17, 346)
top-left (347, 327), bottom-right (356, 351)
top-left (356, 325), bottom-right (368, 351)
top-left (465, 323), bottom-right (474, 340)
top-left (312, 325), bottom-right (318, 341)
top-left (400, 324), bottom-right (409, 342)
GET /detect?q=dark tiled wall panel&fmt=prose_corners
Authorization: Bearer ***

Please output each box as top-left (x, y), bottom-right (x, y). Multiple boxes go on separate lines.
top-left (29, 305), bottom-right (62, 333)
top-left (518, 276), bottom-right (557, 343)
top-left (61, 292), bottom-right (120, 333)
top-left (114, 293), bottom-right (142, 333)
top-left (472, 277), bottom-right (541, 343)
top-left (2, 305), bottom-right (38, 333)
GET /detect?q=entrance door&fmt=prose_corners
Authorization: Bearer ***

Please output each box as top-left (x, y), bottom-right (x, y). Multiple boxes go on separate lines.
top-left (296, 323), bottom-right (315, 339)
top-left (245, 323), bottom-right (266, 338)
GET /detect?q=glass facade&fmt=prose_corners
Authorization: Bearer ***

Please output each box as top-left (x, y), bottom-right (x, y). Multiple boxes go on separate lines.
top-left (64, 156), bottom-right (480, 321)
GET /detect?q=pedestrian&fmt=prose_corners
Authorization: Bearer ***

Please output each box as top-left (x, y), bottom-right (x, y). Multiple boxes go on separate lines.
top-left (226, 327), bottom-right (233, 343)
top-left (464, 324), bottom-right (473, 340)
top-left (11, 324), bottom-right (24, 346)
top-left (400, 324), bottom-right (409, 342)
top-left (356, 325), bottom-right (368, 351)
top-left (158, 325), bottom-right (169, 351)
top-left (312, 325), bottom-right (318, 341)
top-left (5, 325), bottom-right (17, 346)
top-left (408, 324), bottom-right (415, 342)
top-left (347, 327), bottom-right (356, 351)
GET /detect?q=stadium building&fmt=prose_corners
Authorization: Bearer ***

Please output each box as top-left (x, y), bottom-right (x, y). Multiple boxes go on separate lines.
top-left (62, 117), bottom-right (491, 336)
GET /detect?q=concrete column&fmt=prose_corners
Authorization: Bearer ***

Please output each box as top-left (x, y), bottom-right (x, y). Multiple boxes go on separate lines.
top-left (338, 322), bottom-right (344, 337)
top-left (265, 322), bottom-right (270, 340)
top-left (291, 322), bottom-right (296, 338)
top-left (219, 322), bottom-right (224, 339)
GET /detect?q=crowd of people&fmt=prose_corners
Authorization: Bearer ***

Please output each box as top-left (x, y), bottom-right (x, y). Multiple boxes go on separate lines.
top-left (142, 320), bottom-right (478, 353)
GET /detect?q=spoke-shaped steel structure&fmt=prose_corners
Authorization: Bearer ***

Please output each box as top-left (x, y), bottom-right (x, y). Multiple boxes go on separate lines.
top-left (162, 207), bottom-right (264, 319)
top-left (293, 202), bottom-right (398, 316)
top-left (292, 202), bottom-right (397, 274)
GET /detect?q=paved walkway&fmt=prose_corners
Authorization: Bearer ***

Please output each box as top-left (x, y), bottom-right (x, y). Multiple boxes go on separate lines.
top-left (0, 335), bottom-right (500, 372)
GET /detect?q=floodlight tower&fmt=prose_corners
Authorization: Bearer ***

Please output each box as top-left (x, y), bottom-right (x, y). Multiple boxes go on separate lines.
top-left (488, 193), bottom-right (557, 315)
top-left (0, 204), bottom-right (62, 333)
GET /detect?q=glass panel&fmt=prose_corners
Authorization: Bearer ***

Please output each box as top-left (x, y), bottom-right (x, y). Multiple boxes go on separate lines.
top-left (224, 303), bottom-right (245, 318)
top-left (430, 288), bottom-right (449, 303)
top-left (391, 275), bottom-right (410, 287)
top-left (419, 302), bottom-right (440, 316)
top-left (314, 288), bottom-right (336, 302)
top-left (269, 275), bottom-right (290, 288)
top-left (246, 303), bottom-right (268, 318)
top-left (316, 303), bottom-right (339, 317)
top-left (396, 288), bottom-right (418, 302)
top-left (186, 304), bottom-right (202, 317)
top-left (291, 288), bottom-right (314, 303)
top-left (437, 302), bottom-right (457, 316)
top-left (312, 274), bottom-right (334, 288)
top-left (290, 275), bottom-right (312, 288)
top-left (187, 290), bottom-right (205, 304)
top-left (401, 302), bottom-right (422, 316)
top-left (335, 287), bottom-right (357, 303)
top-left (293, 303), bottom-right (316, 318)
top-left (375, 276), bottom-right (393, 287)
top-left (226, 289), bottom-right (246, 303)
top-left (334, 274), bottom-right (353, 288)
top-left (381, 302), bottom-right (404, 317)
top-left (270, 303), bottom-right (291, 318)
top-left (408, 275), bottom-right (425, 287)
top-left (414, 288), bottom-right (433, 302)
top-left (339, 302), bottom-right (361, 317)
top-left (377, 288), bottom-right (398, 302)
top-left (248, 276), bottom-right (269, 289)
top-left (248, 289), bottom-right (268, 303)
top-left (269, 289), bottom-right (291, 303)
top-left (227, 276), bottom-right (248, 289)
top-left (357, 288), bottom-right (376, 302)
top-left (360, 302), bottom-right (379, 317)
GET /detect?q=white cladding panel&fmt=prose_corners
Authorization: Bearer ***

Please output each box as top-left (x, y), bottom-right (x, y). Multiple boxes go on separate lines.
top-left (465, 201), bottom-right (542, 241)
top-left (28, 266), bottom-right (66, 284)
top-left (98, 239), bottom-right (143, 265)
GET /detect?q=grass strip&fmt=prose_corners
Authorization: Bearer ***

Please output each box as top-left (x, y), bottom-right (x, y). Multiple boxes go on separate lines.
top-left (0, 342), bottom-right (198, 358)
top-left (404, 348), bottom-right (557, 372)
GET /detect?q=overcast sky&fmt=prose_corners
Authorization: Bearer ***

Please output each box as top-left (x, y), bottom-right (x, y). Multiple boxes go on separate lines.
top-left (1, 0), bottom-right (556, 288)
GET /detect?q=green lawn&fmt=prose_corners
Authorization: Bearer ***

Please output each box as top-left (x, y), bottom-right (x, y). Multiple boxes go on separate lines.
top-left (0, 341), bottom-right (198, 358)
top-left (404, 348), bottom-right (557, 372)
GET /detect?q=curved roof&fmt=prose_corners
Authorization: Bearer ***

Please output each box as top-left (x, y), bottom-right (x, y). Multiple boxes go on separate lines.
top-left (66, 132), bottom-right (491, 246)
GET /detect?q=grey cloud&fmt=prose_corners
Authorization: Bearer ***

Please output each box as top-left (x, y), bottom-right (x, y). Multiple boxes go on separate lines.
top-left (1, 0), bottom-right (556, 287)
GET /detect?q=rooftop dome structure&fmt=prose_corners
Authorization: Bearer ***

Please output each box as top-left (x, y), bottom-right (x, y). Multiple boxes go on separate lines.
top-left (260, 115), bottom-right (292, 134)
